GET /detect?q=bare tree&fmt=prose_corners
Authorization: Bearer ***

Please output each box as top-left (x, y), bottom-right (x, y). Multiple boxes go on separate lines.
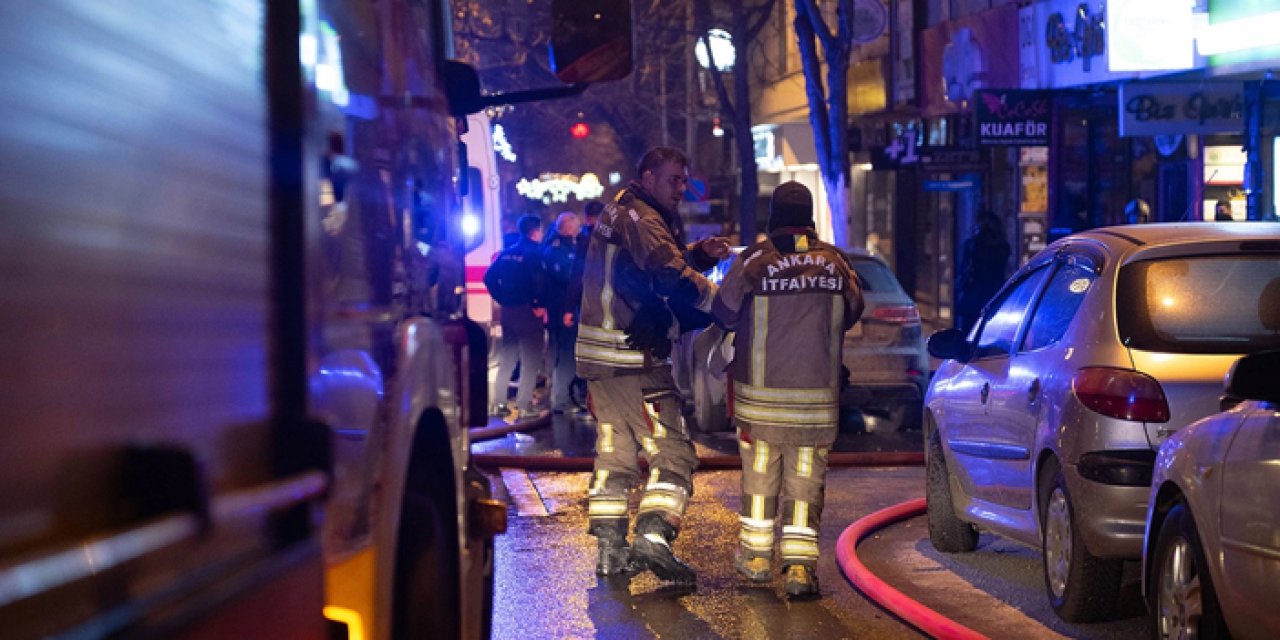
top-left (453, 0), bottom-right (699, 184)
top-left (794, 0), bottom-right (854, 248)
top-left (693, 0), bottom-right (777, 243)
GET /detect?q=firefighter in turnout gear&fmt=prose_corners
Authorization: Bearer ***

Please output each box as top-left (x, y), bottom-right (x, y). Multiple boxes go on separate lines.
top-left (711, 181), bottom-right (864, 598)
top-left (577, 147), bottom-right (728, 584)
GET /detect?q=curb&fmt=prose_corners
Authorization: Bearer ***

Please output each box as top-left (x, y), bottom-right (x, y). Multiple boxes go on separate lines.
top-left (835, 498), bottom-right (988, 640)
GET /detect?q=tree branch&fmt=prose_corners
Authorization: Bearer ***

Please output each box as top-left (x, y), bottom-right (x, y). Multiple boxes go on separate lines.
top-left (793, 0), bottom-right (831, 164)
top-left (795, 0), bottom-right (836, 52)
top-left (745, 0), bottom-right (778, 42)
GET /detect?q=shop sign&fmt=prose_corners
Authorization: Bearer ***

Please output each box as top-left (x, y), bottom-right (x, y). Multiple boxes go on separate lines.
top-left (870, 133), bottom-right (985, 173)
top-left (923, 179), bottom-right (976, 192)
top-left (974, 90), bottom-right (1052, 146)
top-left (1106, 0), bottom-right (1196, 72)
top-left (920, 4), bottom-right (1018, 114)
top-left (918, 148), bottom-right (986, 173)
top-left (851, 0), bottom-right (888, 45)
top-left (1044, 2), bottom-right (1106, 73)
top-left (1118, 83), bottom-right (1244, 137)
top-left (1023, 0), bottom-right (1172, 89)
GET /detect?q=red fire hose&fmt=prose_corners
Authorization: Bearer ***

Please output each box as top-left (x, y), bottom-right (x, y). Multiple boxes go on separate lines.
top-left (835, 498), bottom-right (988, 640)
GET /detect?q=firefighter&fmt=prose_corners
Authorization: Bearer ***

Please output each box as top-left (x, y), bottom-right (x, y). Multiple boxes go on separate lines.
top-left (711, 181), bottom-right (864, 598)
top-left (576, 146), bottom-right (728, 584)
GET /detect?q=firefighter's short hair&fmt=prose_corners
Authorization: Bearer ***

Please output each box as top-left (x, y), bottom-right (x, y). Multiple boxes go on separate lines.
top-left (637, 146), bottom-right (688, 178)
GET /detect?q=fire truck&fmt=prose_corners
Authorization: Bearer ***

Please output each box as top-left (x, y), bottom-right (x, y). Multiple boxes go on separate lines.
top-left (0, 1), bottom-right (630, 638)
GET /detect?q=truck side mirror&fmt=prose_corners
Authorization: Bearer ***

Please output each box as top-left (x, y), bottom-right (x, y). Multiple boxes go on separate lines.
top-left (550, 0), bottom-right (633, 84)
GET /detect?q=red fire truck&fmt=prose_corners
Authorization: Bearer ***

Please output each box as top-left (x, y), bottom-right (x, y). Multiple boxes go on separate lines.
top-left (0, 1), bottom-right (630, 638)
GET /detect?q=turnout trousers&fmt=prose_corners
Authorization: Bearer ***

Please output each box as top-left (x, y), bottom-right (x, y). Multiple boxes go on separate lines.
top-left (737, 431), bottom-right (830, 569)
top-left (586, 366), bottom-right (699, 539)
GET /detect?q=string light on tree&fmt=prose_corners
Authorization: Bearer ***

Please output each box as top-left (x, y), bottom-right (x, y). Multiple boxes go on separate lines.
top-left (492, 124), bottom-right (517, 162)
top-left (516, 173), bottom-right (605, 202)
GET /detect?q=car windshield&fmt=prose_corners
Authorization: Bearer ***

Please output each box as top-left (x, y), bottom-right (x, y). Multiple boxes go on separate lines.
top-left (847, 258), bottom-right (900, 294)
top-left (1116, 254), bottom-right (1280, 354)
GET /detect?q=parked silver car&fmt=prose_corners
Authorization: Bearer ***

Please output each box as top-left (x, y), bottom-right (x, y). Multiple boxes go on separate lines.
top-left (684, 247), bottom-right (928, 433)
top-left (923, 223), bottom-right (1280, 622)
top-left (1143, 350), bottom-right (1280, 640)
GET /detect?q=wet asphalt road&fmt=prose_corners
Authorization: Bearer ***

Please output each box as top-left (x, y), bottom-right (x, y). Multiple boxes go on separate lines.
top-left (478, 414), bottom-right (1152, 639)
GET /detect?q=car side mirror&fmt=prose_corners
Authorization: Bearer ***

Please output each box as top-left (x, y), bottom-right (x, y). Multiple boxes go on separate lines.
top-left (1223, 350), bottom-right (1280, 406)
top-left (927, 328), bottom-right (972, 363)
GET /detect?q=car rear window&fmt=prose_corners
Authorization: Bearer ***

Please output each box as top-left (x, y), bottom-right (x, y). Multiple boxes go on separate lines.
top-left (1116, 254), bottom-right (1280, 354)
top-left (848, 258), bottom-right (901, 294)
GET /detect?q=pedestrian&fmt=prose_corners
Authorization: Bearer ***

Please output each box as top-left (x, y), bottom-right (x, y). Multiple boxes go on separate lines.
top-left (576, 146), bottom-right (729, 584)
top-left (484, 214), bottom-right (547, 420)
top-left (542, 211), bottom-right (583, 414)
top-left (711, 181), bottom-right (864, 599)
top-left (955, 210), bottom-right (1011, 333)
top-left (1214, 198), bottom-right (1234, 221)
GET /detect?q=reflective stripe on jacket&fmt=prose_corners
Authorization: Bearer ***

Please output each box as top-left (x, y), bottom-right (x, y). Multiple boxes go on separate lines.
top-left (576, 187), bottom-right (718, 379)
top-left (711, 231), bottom-right (864, 445)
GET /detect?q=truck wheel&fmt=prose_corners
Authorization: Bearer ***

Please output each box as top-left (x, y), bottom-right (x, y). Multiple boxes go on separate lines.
top-left (926, 430), bottom-right (978, 552)
top-left (693, 366), bottom-right (728, 433)
top-left (394, 409), bottom-right (462, 640)
top-left (1040, 465), bottom-right (1121, 622)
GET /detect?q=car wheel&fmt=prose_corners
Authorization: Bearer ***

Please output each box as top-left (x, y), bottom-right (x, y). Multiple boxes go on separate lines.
top-left (926, 430), bottom-right (978, 552)
top-left (1040, 465), bottom-right (1122, 622)
top-left (889, 402), bottom-right (923, 432)
top-left (693, 365), bottom-right (729, 433)
top-left (1152, 503), bottom-right (1230, 640)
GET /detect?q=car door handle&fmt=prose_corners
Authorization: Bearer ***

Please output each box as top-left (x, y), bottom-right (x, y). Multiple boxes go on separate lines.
top-left (980, 382), bottom-right (990, 404)
top-left (1028, 378), bottom-right (1041, 404)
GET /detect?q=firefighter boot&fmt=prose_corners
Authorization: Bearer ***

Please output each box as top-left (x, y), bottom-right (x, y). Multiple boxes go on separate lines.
top-left (632, 513), bottom-right (697, 585)
top-left (783, 564), bottom-right (820, 599)
top-left (734, 548), bottom-right (772, 583)
top-left (594, 528), bottom-right (636, 577)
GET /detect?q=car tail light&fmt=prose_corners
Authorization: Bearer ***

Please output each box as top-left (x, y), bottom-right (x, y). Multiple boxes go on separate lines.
top-left (1071, 367), bottom-right (1170, 423)
top-left (870, 305), bottom-right (920, 324)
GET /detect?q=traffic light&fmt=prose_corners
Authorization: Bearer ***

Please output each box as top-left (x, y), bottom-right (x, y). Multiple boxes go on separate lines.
top-left (571, 122), bottom-right (590, 139)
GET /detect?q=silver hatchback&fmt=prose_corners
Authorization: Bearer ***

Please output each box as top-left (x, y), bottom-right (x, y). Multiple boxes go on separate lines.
top-left (1143, 350), bottom-right (1280, 639)
top-left (923, 223), bottom-right (1280, 622)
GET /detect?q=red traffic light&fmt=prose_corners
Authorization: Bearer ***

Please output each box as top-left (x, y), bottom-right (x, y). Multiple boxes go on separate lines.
top-left (571, 122), bottom-right (590, 139)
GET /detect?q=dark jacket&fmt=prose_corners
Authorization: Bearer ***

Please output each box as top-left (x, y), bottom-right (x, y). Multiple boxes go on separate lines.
top-left (712, 229), bottom-right (864, 445)
top-left (956, 226), bottom-right (1011, 322)
top-left (484, 236), bottom-right (545, 334)
top-left (541, 231), bottom-right (580, 321)
top-left (575, 185), bottom-right (718, 379)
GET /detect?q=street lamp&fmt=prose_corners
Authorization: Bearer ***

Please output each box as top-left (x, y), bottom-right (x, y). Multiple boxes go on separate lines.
top-left (695, 28), bottom-right (734, 72)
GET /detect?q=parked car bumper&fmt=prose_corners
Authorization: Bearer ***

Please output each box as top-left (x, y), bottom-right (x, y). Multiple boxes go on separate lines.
top-left (1063, 463), bottom-right (1149, 558)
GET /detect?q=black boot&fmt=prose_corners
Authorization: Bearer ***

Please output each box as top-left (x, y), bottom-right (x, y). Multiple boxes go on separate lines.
top-left (632, 513), bottom-right (696, 585)
top-left (592, 523), bottom-right (638, 577)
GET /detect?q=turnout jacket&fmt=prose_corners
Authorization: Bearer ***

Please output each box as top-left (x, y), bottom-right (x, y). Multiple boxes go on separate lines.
top-left (576, 184), bottom-right (718, 379)
top-left (711, 230), bottom-right (864, 445)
